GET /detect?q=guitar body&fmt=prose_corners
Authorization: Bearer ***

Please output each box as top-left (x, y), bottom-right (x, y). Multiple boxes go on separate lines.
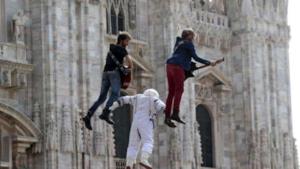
top-left (121, 72), bottom-right (131, 89)
top-left (184, 62), bottom-right (197, 80)
top-left (120, 65), bottom-right (132, 89)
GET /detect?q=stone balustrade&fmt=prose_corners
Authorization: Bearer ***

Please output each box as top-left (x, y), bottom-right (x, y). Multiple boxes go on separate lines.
top-left (114, 158), bottom-right (126, 169)
top-left (197, 11), bottom-right (229, 29)
top-left (0, 42), bottom-right (29, 64)
top-left (0, 42), bottom-right (32, 89)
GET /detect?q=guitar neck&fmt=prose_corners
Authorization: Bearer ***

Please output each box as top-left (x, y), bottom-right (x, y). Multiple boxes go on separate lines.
top-left (194, 58), bottom-right (224, 71)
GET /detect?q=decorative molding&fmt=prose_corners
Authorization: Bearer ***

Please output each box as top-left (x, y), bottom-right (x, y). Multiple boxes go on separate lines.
top-left (61, 104), bottom-right (73, 153)
top-left (0, 102), bottom-right (41, 138)
top-left (194, 67), bottom-right (231, 93)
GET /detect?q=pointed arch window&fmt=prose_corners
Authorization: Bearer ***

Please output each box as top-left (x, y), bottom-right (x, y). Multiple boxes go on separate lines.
top-left (111, 6), bottom-right (117, 35)
top-left (118, 7), bottom-right (125, 31)
top-left (196, 105), bottom-right (214, 168)
top-left (106, 1), bottom-right (128, 35)
top-left (106, 9), bottom-right (110, 34)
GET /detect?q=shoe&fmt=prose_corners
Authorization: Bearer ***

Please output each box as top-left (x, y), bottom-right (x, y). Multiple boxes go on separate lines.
top-left (126, 158), bottom-right (135, 169)
top-left (82, 116), bottom-right (92, 130)
top-left (164, 117), bottom-right (176, 128)
top-left (171, 110), bottom-right (185, 124)
top-left (139, 152), bottom-right (152, 169)
top-left (99, 108), bottom-right (114, 125)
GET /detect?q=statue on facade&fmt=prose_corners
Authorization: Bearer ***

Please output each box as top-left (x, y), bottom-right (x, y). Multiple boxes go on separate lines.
top-left (12, 10), bottom-right (29, 44)
top-left (128, 0), bottom-right (136, 29)
top-left (46, 104), bottom-right (58, 150)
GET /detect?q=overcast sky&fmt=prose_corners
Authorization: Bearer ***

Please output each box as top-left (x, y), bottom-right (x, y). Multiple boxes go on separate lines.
top-left (288, 0), bottom-right (300, 162)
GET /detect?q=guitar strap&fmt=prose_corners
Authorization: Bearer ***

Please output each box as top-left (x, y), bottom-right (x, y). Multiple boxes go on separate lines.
top-left (173, 40), bottom-right (185, 53)
top-left (108, 51), bottom-right (124, 70)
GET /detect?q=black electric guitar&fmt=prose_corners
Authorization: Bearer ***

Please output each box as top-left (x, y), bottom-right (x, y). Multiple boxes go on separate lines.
top-left (185, 57), bottom-right (225, 80)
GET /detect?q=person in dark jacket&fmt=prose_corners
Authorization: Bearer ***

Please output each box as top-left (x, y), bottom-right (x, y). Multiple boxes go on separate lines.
top-left (83, 32), bottom-right (133, 130)
top-left (164, 29), bottom-right (216, 128)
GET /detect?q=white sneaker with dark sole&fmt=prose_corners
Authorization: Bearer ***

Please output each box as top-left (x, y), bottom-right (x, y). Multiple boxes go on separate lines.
top-left (139, 162), bottom-right (152, 169)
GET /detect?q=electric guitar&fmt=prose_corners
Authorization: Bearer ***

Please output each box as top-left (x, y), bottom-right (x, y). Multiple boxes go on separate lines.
top-left (108, 51), bottom-right (132, 89)
top-left (121, 65), bottom-right (132, 89)
top-left (185, 57), bottom-right (225, 80)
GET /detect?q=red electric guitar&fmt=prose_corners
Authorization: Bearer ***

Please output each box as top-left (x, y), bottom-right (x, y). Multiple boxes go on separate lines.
top-left (121, 65), bottom-right (132, 89)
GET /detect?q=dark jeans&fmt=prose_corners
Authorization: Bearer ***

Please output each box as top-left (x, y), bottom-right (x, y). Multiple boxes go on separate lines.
top-left (165, 64), bottom-right (185, 118)
top-left (87, 70), bottom-right (121, 117)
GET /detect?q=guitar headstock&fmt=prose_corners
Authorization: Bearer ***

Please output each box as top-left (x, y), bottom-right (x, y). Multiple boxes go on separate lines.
top-left (216, 57), bottom-right (225, 64)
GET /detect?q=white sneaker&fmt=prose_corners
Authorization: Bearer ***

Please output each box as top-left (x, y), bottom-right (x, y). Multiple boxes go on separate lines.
top-left (139, 152), bottom-right (152, 169)
top-left (126, 158), bottom-right (135, 169)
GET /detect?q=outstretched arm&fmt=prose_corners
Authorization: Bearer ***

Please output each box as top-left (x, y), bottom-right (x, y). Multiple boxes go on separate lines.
top-left (154, 99), bottom-right (166, 114)
top-left (110, 95), bottom-right (136, 111)
top-left (186, 42), bottom-right (211, 65)
top-left (124, 55), bottom-right (133, 69)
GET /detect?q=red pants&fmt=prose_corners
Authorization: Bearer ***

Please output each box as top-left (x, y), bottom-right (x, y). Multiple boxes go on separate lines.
top-left (165, 64), bottom-right (185, 118)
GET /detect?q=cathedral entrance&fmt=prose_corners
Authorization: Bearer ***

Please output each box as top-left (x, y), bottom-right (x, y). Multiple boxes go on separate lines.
top-left (196, 105), bottom-right (214, 168)
top-left (0, 127), bottom-right (11, 169)
top-left (0, 103), bottom-right (40, 169)
top-left (112, 91), bottom-right (133, 159)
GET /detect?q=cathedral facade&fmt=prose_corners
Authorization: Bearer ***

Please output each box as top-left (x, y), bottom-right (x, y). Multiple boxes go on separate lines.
top-left (0, 0), bottom-right (298, 169)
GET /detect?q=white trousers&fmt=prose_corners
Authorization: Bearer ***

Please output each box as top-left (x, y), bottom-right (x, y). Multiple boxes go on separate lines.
top-left (126, 118), bottom-right (154, 163)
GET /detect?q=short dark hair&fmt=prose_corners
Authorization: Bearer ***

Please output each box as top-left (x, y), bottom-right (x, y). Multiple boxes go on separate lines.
top-left (181, 29), bottom-right (195, 39)
top-left (117, 31), bottom-right (132, 44)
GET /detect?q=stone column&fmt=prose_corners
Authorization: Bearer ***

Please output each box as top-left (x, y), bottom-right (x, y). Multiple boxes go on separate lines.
top-left (0, 0), bottom-right (6, 42)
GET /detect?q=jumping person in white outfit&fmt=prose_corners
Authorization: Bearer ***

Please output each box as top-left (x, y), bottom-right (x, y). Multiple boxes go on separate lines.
top-left (110, 88), bottom-right (165, 169)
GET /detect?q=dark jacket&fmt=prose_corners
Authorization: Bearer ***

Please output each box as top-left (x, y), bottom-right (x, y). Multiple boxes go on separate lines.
top-left (166, 37), bottom-right (210, 71)
top-left (104, 44), bottom-right (128, 72)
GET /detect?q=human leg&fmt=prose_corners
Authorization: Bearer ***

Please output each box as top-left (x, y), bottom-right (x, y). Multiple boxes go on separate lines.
top-left (83, 73), bottom-right (110, 130)
top-left (139, 121), bottom-right (154, 169)
top-left (170, 66), bottom-right (186, 124)
top-left (164, 64), bottom-right (177, 128)
top-left (99, 71), bottom-right (121, 125)
top-left (126, 123), bottom-right (141, 168)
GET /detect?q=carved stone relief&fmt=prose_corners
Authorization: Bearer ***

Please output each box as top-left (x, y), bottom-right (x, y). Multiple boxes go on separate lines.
top-left (195, 84), bottom-right (213, 100)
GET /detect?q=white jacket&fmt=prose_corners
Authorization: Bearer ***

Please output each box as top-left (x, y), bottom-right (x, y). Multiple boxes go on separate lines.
top-left (118, 94), bottom-right (165, 122)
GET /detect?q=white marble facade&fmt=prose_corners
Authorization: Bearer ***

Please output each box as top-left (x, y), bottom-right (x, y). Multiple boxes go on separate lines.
top-left (0, 0), bottom-right (298, 169)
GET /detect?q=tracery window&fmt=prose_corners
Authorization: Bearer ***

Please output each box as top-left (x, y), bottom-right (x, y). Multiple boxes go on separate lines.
top-left (111, 6), bottom-right (117, 34)
top-left (106, 0), bottom-right (127, 35)
top-left (118, 7), bottom-right (125, 31)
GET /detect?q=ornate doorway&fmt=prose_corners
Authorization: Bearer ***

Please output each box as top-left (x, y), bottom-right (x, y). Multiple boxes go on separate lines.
top-left (196, 105), bottom-right (214, 168)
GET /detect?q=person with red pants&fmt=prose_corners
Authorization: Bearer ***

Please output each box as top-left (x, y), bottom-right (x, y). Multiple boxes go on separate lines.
top-left (164, 29), bottom-right (215, 128)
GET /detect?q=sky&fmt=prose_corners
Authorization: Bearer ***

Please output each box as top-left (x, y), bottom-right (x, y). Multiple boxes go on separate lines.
top-left (288, 0), bottom-right (300, 163)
